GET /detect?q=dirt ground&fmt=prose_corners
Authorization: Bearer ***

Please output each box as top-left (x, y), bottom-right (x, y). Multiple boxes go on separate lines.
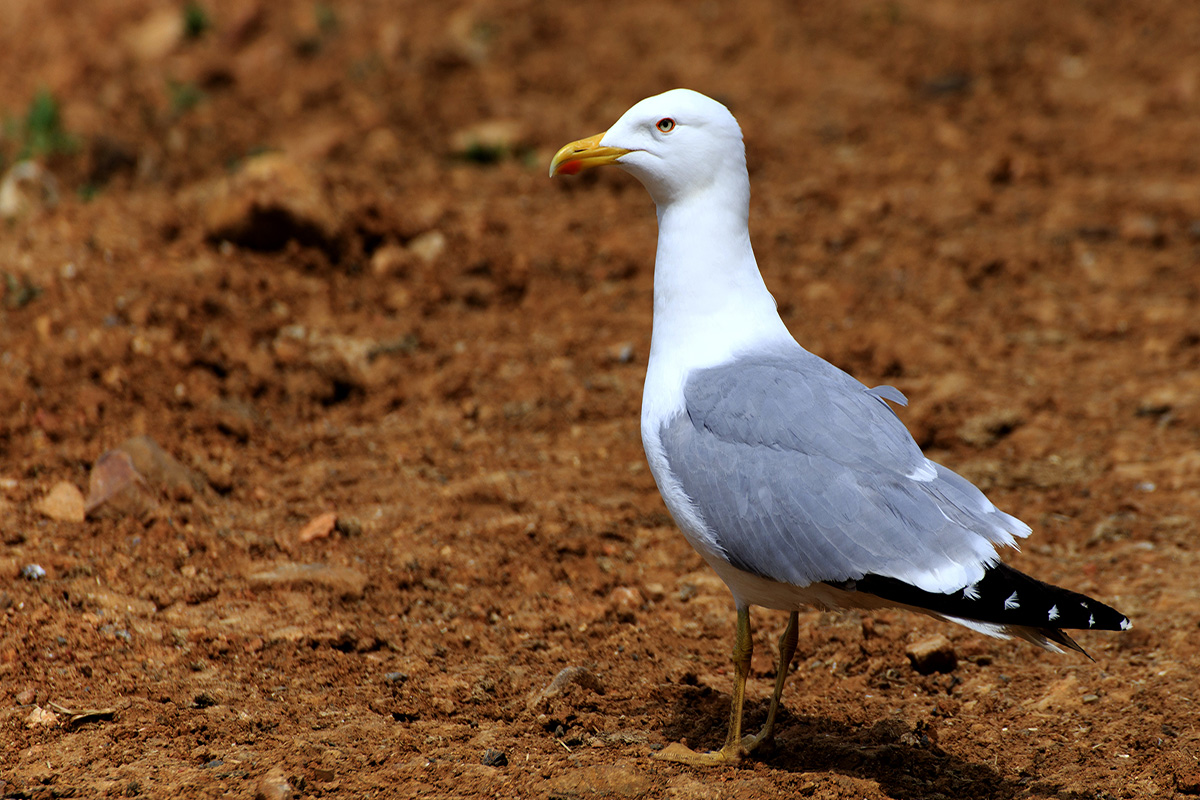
top-left (1, 1), bottom-right (1199, 797)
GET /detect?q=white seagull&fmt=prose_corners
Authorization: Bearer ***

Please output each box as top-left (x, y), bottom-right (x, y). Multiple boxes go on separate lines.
top-left (550, 89), bottom-right (1129, 766)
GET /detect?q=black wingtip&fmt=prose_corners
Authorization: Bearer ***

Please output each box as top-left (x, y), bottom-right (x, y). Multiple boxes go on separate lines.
top-left (838, 561), bottom-right (1129, 644)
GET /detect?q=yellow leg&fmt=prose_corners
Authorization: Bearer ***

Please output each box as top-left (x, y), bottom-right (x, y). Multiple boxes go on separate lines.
top-left (654, 607), bottom-right (754, 766)
top-left (744, 610), bottom-right (798, 751)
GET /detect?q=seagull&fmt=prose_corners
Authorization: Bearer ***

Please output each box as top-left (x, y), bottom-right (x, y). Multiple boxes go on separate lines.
top-left (549, 89), bottom-right (1130, 767)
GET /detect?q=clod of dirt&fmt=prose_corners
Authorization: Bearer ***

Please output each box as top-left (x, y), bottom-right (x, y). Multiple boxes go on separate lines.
top-left (543, 766), bottom-right (653, 800)
top-left (202, 153), bottom-right (341, 256)
top-left (956, 409), bottom-right (1024, 448)
top-left (905, 634), bottom-right (958, 674)
top-left (117, 435), bottom-right (210, 500)
top-left (527, 666), bottom-right (605, 713)
top-left (254, 766), bottom-right (294, 800)
top-left (34, 480), bottom-right (85, 522)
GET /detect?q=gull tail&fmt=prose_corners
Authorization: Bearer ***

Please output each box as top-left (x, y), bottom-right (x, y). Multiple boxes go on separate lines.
top-left (833, 562), bottom-right (1130, 657)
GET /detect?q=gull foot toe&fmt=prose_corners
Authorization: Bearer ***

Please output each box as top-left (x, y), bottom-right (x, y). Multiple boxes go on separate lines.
top-left (652, 742), bottom-right (744, 766)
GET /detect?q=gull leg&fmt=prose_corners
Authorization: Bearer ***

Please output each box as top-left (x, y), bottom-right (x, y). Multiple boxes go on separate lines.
top-left (744, 609), bottom-right (798, 752)
top-left (655, 607), bottom-right (753, 766)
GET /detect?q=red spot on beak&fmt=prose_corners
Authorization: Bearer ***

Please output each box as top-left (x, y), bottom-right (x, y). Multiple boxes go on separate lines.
top-left (559, 161), bottom-right (582, 176)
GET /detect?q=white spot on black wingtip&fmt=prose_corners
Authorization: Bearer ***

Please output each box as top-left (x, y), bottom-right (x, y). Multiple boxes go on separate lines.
top-left (963, 582), bottom-right (980, 601)
top-left (1047, 604), bottom-right (1059, 622)
top-left (1120, 618), bottom-right (1132, 631)
top-left (1088, 613), bottom-right (1096, 628)
top-left (1004, 591), bottom-right (1020, 610)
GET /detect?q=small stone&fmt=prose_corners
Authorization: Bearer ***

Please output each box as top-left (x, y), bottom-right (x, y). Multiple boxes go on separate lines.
top-left (384, 672), bottom-right (409, 685)
top-left (15, 687), bottom-right (36, 705)
top-left (20, 564), bottom-right (46, 581)
top-left (124, 7), bottom-right (184, 61)
top-left (254, 767), bottom-right (293, 800)
top-left (296, 512), bottom-right (337, 544)
top-left (25, 706), bottom-right (59, 728)
top-left (606, 586), bottom-right (641, 623)
top-left (35, 481), bottom-right (86, 522)
top-left (370, 242), bottom-right (412, 277)
top-left (407, 230), bottom-right (446, 264)
top-left (84, 450), bottom-right (157, 520)
top-left (312, 767), bottom-right (335, 782)
top-left (0, 161), bottom-right (60, 220)
top-left (247, 562), bottom-right (368, 599)
top-left (481, 749), bottom-right (508, 767)
top-left (527, 666), bottom-right (605, 712)
top-left (1082, 693), bottom-right (1100, 704)
top-left (905, 634), bottom-right (958, 675)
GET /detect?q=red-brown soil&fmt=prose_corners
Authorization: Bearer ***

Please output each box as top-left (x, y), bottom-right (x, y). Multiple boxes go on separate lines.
top-left (2, 1), bottom-right (1199, 798)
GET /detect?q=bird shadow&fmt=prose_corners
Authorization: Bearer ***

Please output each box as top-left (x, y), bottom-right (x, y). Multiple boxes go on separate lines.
top-left (656, 688), bottom-right (1094, 800)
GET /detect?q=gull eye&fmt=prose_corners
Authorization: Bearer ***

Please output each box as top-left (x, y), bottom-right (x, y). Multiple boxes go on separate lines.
top-left (656, 118), bottom-right (676, 133)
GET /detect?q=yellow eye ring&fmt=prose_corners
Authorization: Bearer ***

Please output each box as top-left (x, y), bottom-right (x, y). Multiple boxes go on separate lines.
top-left (656, 118), bottom-right (676, 133)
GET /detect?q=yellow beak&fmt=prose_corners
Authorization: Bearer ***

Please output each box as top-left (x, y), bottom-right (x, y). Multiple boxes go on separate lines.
top-left (548, 132), bottom-right (631, 177)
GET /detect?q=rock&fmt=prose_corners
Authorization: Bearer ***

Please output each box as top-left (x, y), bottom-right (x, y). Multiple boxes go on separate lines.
top-left (905, 634), bottom-right (958, 674)
top-left (20, 564), bottom-right (47, 581)
top-left (296, 512), bottom-right (337, 544)
top-left (203, 153), bottom-right (340, 254)
top-left (247, 562), bottom-right (368, 599)
top-left (370, 242), bottom-right (412, 277)
top-left (124, 7), bottom-right (184, 61)
top-left (84, 450), bottom-right (157, 520)
top-left (481, 749), bottom-right (508, 767)
top-left (15, 687), bottom-right (36, 705)
top-left (527, 666), bottom-right (605, 712)
top-left (544, 766), bottom-right (653, 799)
top-left (606, 586), bottom-right (641, 623)
top-left (25, 706), bottom-right (60, 728)
top-left (254, 767), bottom-right (294, 800)
top-left (407, 230), bottom-right (446, 264)
top-left (0, 161), bottom-right (60, 220)
top-left (35, 481), bottom-right (85, 522)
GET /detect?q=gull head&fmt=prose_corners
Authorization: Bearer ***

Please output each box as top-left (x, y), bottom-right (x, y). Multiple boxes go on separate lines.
top-left (550, 89), bottom-right (747, 207)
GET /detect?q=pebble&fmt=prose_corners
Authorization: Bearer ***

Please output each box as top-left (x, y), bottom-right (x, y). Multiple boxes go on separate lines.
top-left (15, 687), bottom-right (36, 705)
top-left (247, 562), bottom-right (368, 599)
top-left (905, 634), bottom-right (958, 675)
top-left (35, 481), bottom-right (85, 522)
top-left (606, 586), bottom-right (641, 623)
top-left (25, 706), bottom-right (59, 728)
top-left (0, 161), bottom-right (59, 220)
top-left (481, 749), bottom-right (508, 767)
top-left (84, 450), bottom-right (156, 520)
top-left (527, 666), bottom-right (605, 713)
top-left (296, 512), bottom-right (338, 544)
top-left (20, 564), bottom-right (47, 581)
top-left (254, 766), bottom-right (293, 800)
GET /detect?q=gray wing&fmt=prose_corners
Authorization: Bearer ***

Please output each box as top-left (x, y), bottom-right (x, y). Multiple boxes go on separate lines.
top-left (660, 351), bottom-right (1029, 592)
